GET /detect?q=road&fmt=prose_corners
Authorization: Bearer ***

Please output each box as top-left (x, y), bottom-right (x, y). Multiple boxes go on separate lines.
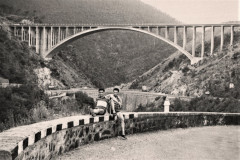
top-left (55, 126), bottom-right (240, 160)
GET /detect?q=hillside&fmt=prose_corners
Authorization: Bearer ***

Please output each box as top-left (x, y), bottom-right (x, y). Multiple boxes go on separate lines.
top-left (0, 0), bottom-right (183, 88)
top-left (0, 27), bottom-right (95, 131)
top-left (0, 27), bottom-right (40, 84)
top-left (0, 0), bottom-right (178, 24)
top-left (129, 31), bottom-right (240, 99)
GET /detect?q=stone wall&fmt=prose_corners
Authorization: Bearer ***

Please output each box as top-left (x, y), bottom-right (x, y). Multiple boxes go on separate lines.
top-left (0, 112), bottom-right (239, 160)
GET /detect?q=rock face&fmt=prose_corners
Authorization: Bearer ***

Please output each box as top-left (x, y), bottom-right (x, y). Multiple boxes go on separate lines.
top-left (34, 67), bottom-right (64, 90)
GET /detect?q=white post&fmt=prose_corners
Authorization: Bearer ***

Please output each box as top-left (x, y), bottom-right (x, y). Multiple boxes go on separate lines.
top-left (164, 98), bottom-right (170, 113)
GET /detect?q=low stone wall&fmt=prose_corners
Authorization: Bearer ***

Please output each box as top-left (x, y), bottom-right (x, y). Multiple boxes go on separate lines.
top-left (0, 112), bottom-right (239, 160)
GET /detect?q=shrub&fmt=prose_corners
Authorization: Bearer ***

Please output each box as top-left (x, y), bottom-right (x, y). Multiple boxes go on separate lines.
top-left (75, 91), bottom-right (95, 108)
top-left (170, 96), bottom-right (240, 113)
top-left (0, 85), bottom-right (48, 132)
top-left (31, 101), bottom-right (49, 122)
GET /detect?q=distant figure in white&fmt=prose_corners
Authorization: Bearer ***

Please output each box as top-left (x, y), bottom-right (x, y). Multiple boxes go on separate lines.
top-left (106, 88), bottom-right (127, 140)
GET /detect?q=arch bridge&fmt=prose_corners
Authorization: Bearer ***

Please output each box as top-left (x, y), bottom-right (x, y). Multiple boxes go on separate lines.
top-left (6, 23), bottom-right (240, 64)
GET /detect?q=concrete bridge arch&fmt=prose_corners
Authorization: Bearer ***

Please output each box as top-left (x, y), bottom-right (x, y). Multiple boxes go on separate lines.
top-left (7, 23), bottom-right (240, 64)
top-left (45, 26), bottom-right (195, 62)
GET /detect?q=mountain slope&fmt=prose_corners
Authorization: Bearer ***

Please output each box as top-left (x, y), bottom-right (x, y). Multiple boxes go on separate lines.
top-left (129, 31), bottom-right (240, 99)
top-left (0, 0), bottom-right (178, 24)
top-left (0, 0), bottom-right (184, 88)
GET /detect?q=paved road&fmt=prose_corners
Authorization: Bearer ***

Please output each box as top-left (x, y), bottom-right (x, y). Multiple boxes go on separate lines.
top-left (55, 126), bottom-right (240, 160)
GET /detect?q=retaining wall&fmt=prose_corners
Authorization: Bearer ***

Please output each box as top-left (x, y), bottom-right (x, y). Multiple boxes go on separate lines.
top-left (0, 112), bottom-right (239, 160)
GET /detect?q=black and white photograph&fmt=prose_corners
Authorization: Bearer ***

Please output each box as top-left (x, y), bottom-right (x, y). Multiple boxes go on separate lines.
top-left (0, 0), bottom-right (239, 159)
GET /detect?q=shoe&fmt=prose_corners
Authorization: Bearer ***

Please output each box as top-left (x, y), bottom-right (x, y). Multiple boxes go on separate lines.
top-left (120, 135), bottom-right (127, 140)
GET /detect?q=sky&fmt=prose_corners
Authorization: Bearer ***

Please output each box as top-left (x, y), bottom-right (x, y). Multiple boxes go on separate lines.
top-left (141, 0), bottom-right (239, 24)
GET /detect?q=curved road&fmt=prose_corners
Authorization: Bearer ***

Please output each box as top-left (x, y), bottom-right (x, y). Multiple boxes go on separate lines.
top-left (55, 126), bottom-right (239, 160)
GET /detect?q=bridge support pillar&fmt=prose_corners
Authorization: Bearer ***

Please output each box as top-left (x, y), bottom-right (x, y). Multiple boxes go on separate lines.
top-left (31, 27), bottom-right (35, 46)
top-left (183, 26), bottom-right (187, 50)
top-left (21, 27), bottom-right (24, 41)
top-left (230, 25), bottom-right (234, 47)
top-left (220, 25), bottom-right (224, 51)
top-left (174, 26), bottom-right (178, 44)
top-left (74, 27), bottom-right (76, 34)
top-left (66, 27), bottom-right (69, 37)
top-left (47, 28), bottom-right (51, 51)
top-left (165, 26), bottom-right (169, 39)
top-left (14, 26), bottom-right (16, 36)
top-left (210, 26), bottom-right (215, 56)
top-left (36, 27), bottom-right (40, 54)
top-left (192, 26), bottom-right (196, 57)
top-left (50, 27), bottom-right (53, 47)
top-left (41, 27), bottom-right (47, 58)
top-left (58, 27), bottom-right (61, 43)
top-left (28, 26), bottom-right (31, 46)
top-left (201, 26), bottom-right (205, 58)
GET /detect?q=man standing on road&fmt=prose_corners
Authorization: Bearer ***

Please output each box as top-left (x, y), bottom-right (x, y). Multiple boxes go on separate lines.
top-left (106, 88), bottom-right (127, 140)
top-left (90, 88), bottom-right (109, 117)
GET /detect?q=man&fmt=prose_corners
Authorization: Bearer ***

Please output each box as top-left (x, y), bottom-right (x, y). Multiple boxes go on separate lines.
top-left (106, 88), bottom-right (127, 140)
top-left (90, 88), bottom-right (109, 117)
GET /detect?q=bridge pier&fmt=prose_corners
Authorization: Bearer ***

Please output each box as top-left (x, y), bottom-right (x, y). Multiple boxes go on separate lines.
top-left (210, 26), bottom-right (215, 56)
top-left (66, 27), bottom-right (69, 37)
top-left (36, 27), bottom-right (40, 54)
top-left (47, 28), bottom-right (51, 51)
top-left (174, 26), bottom-right (178, 44)
top-left (183, 26), bottom-right (187, 50)
top-left (201, 26), bottom-right (205, 58)
top-left (165, 26), bottom-right (169, 39)
top-left (41, 27), bottom-right (47, 58)
top-left (58, 27), bottom-right (61, 42)
top-left (28, 26), bottom-right (31, 46)
top-left (230, 25), bottom-right (234, 47)
top-left (220, 25), bottom-right (224, 51)
top-left (21, 27), bottom-right (24, 41)
top-left (192, 26), bottom-right (196, 57)
top-left (50, 27), bottom-right (53, 47)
